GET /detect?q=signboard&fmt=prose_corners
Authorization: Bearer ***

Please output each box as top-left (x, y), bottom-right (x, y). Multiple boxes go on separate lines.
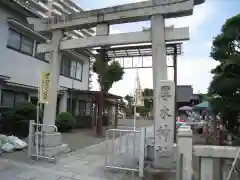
top-left (154, 80), bottom-right (175, 168)
top-left (39, 72), bottom-right (51, 104)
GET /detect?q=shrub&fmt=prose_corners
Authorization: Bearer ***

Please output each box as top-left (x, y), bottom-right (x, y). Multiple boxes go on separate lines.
top-left (10, 102), bottom-right (37, 121)
top-left (9, 102), bottom-right (38, 137)
top-left (56, 112), bottom-right (76, 132)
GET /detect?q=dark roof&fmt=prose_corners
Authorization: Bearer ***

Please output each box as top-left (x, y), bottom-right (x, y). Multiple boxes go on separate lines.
top-left (97, 43), bottom-right (182, 59)
top-left (190, 94), bottom-right (200, 100)
top-left (176, 85), bottom-right (193, 103)
top-left (69, 89), bottom-right (122, 99)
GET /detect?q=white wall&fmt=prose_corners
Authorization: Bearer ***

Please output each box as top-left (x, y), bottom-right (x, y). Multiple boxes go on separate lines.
top-left (0, 6), bottom-right (89, 91)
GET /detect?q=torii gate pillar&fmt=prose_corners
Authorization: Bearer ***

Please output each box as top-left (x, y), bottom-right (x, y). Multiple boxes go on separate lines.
top-left (151, 15), bottom-right (176, 169)
top-left (41, 30), bottom-right (70, 157)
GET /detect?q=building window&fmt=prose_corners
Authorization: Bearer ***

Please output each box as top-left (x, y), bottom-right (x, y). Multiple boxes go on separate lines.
top-left (1, 90), bottom-right (28, 107)
top-left (35, 42), bottom-right (46, 61)
top-left (21, 36), bottom-right (34, 55)
top-left (1, 91), bottom-right (15, 107)
top-left (62, 58), bottom-right (71, 77)
top-left (7, 29), bottom-right (34, 56)
top-left (70, 60), bottom-right (77, 78)
top-left (61, 57), bottom-right (83, 81)
top-left (15, 93), bottom-right (28, 105)
top-left (79, 100), bottom-right (86, 116)
top-left (67, 97), bottom-right (76, 115)
top-left (76, 62), bottom-right (83, 80)
top-left (7, 29), bottom-right (21, 50)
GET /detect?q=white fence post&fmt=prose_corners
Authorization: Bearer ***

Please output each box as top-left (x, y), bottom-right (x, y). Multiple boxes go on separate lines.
top-left (177, 127), bottom-right (193, 180)
top-left (201, 157), bottom-right (213, 180)
top-left (28, 120), bottom-right (34, 158)
top-left (139, 127), bottom-right (146, 177)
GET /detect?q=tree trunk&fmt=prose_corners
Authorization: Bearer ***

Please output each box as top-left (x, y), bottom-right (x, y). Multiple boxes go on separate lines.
top-left (96, 49), bottom-right (107, 136)
top-left (96, 91), bottom-right (104, 136)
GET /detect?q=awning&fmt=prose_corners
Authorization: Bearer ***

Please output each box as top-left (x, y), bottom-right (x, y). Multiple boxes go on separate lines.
top-left (4, 80), bottom-right (68, 92)
top-left (193, 101), bottom-right (211, 110)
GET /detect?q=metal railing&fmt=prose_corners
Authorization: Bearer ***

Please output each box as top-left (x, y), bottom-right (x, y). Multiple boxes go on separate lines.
top-left (226, 151), bottom-right (240, 180)
top-left (28, 120), bottom-right (58, 162)
top-left (105, 128), bottom-right (146, 177)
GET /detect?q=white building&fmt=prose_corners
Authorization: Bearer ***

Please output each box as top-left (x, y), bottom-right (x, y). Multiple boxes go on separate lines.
top-left (0, 0), bottom-right (94, 113)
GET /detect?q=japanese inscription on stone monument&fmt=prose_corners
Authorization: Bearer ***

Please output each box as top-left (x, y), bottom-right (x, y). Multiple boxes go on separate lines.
top-left (154, 81), bottom-right (175, 158)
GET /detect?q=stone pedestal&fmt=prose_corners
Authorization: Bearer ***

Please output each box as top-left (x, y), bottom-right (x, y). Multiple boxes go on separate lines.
top-left (176, 127), bottom-right (193, 180)
top-left (29, 121), bottom-right (70, 158)
top-left (35, 132), bottom-right (70, 157)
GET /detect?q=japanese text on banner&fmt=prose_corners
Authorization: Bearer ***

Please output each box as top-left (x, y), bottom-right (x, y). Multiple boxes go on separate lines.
top-left (39, 72), bottom-right (51, 104)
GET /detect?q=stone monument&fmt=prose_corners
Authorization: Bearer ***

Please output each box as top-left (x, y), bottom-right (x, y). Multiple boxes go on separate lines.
top-left (154, 80), bottom-right (175, 169)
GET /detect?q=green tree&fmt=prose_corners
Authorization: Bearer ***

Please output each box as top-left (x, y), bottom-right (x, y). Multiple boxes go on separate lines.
top-left (142, 88), bottom-right (153, 110)
top-left (124, 94), bottom-right (134, 106)
top-left (208, 13), bottom-right (240, 132)
top-left (92, 53), bottom-right (124, 92)
top-left (197, 93), bottom-right (209, 101)
top-left (92, 52), bottom-right (124, 135)
top-left (136, 106), bottom-right (149, 117)
top-left (124, 94), bottom-right (134, 116)
top-left (123, 94), bottom-right (149, 117)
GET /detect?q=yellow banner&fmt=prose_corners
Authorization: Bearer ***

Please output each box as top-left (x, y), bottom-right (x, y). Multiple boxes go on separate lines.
top-left (39, 72), bottom-right (51, 104)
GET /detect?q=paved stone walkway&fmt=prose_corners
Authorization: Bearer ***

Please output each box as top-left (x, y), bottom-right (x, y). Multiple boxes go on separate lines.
top-left (0, 125), bottom-right (155, 180)
top-left (0, 125), bottom-right (206, 180)
top-left (0, 140), bottom-right (128, 180)
top-left (0, 126), bottom-right (157, 180)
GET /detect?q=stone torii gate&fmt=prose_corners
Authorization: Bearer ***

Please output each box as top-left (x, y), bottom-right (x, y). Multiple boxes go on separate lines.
top-left (28, 0), bottom-right (205, 168)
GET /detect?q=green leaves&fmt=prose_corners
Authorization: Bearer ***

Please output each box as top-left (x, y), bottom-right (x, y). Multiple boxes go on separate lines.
top-left (211, 14), bottom-right (240, 62)
top-left (208, 13), bottom-right (240, 130)
top-left (92, 54), bottom-right (124, 92)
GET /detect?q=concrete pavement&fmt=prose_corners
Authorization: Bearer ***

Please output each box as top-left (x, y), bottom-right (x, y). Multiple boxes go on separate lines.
top-left (0, 124), bottom-right (204, 180)
top-left (0, 140), bottom-right (127, 180)
top-left (0, 125), bottom-right (154, 180)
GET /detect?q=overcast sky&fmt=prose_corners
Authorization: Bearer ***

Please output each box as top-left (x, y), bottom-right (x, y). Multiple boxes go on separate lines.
top-left (73, 0), bottom-right (240, 96)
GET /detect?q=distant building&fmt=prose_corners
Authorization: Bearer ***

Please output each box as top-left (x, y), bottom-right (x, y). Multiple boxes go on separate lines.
top-left (176, 85), bottom-right (200, 109)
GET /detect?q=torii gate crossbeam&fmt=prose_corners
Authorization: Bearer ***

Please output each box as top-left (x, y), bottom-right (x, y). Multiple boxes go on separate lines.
top-left (37, 27), bottom-right (189, 53)
top-left (28, 0), bottom-right (204, 32)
